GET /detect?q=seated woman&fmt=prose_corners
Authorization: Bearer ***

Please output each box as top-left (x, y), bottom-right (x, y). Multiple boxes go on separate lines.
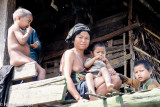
top-left (59, 23), bottom-right (122, 102)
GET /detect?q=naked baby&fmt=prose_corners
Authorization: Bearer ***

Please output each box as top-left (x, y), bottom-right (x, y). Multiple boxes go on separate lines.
top-left (7, 8), bottom-right (46, 80)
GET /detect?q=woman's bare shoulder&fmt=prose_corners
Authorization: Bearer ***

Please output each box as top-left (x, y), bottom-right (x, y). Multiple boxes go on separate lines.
top-left (63, 49), bottom-right (75, 57)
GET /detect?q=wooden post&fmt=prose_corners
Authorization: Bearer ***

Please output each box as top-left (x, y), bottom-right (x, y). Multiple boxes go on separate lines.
top-left (0, 0), bottom-right (16, 67)
top-left (128, 0), bottom-right (135, 84)
top-left (123, 33), bottom-right (127, 77)
top-left (0, 0), bottom-right (8, 67)
top-left (123, 33), bottom-right (127, 92)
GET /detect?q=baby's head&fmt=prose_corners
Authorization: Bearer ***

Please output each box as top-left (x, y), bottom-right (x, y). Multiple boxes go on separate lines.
top-left (134, 60), bottom-right (152, 83)
top-left (13, 7), bottom-right (33, 30)
top-left (90, 41), bottom-right (106, 59)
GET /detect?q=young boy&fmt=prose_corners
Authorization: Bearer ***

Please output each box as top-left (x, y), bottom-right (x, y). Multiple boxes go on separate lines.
top-left (119, 60), bottom-right (160, 91)
top-left (7, 8), bottom-right (46, 80)
top-left (84, 41), bottom-right (116, 100)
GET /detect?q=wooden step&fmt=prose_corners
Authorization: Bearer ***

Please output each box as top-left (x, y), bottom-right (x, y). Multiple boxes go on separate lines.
top-left (12, 61), bottom-right (37, 81)
top-left (8, 76), bottom-right (67, 107)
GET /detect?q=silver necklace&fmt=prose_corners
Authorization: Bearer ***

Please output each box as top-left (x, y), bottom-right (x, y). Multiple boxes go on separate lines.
top-left (74, 49), bottom-right (84, 67)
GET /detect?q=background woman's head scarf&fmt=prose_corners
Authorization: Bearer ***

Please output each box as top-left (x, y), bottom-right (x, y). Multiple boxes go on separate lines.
top-left (65, 23), bottom-right (91, 44)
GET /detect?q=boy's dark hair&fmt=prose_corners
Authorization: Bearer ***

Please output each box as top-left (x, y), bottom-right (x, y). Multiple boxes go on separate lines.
top-left (90, 41), bottom-right (106, 52)
top-left (134, 60), bottom-right (152, 71)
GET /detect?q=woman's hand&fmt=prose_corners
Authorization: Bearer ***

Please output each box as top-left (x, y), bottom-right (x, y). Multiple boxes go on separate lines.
top-left (108, 68), bottom-right (116, 75)
top-left (77, 97), bottom-right (89, 103)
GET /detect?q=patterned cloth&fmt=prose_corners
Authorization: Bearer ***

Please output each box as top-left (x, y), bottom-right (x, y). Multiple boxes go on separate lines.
top-left (65, 23), bottom-right (91, 43)
top-left (59, 71), bottom-right (89, 100)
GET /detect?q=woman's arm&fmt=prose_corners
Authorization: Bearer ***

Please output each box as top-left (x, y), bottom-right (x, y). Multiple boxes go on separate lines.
top-left (104, 58), bottom-right (112, 69)
top-left (104, 58), bottom-right (116, 75)
top-left (63, 50), bottom-right (82, 101)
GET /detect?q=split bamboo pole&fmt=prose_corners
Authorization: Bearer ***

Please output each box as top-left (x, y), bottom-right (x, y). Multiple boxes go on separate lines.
top-left (133, 46), bottom-right (160, 64)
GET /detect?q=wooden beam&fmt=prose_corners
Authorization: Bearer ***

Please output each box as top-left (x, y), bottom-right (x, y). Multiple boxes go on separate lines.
top-left (106, 39), bottom-right (123, 47)
top-left (109, 54), bottom-right (131, 69)
top-left (43, 22), bottom-right (140, 61)
top-left (106, 45), bottom-right (130, 55)
top-left (112, 61), bottom-right (125, 69)
top-left (69, 88), bottom-right (160, 107)
top-left (8, 76), bottom-right (67, 106)
top-left (90, 22), bottom-right (140, 44)
top-left (107, 51), bottom-right (124, 61)
top-left (93, 12), bottom-right (127, 29)
top-left (107, 44), bottom-right (129, 52)
top-left (112, 39), bottom-right (123, 46)
top-left (12, 62), bottom-right (37, 81)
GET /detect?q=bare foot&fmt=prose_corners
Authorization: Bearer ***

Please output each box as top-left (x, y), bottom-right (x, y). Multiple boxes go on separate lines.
top-left (89, 89), bottom-right (99, 101)
top-left (107, 83), bottom-right (114, 91)
top-left (90, 95), bottom-right (99, 101)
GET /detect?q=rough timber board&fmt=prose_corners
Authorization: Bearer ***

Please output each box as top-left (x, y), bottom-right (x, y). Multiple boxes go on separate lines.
top-left (12, 61), bottom-right (38, 81)
top-left (8, 76), bottom-right (67, 107)
top-left (69, 88), bottom-right (160, 107)
top-left (110, 54), bottom-right (131, 68)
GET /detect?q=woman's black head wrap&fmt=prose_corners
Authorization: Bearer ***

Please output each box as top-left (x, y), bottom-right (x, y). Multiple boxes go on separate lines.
top-left (65, 23), bottom-right (91, 44)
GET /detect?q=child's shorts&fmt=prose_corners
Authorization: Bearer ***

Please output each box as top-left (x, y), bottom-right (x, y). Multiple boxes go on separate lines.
top-left (91, 71), bottom-right (99, 75)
